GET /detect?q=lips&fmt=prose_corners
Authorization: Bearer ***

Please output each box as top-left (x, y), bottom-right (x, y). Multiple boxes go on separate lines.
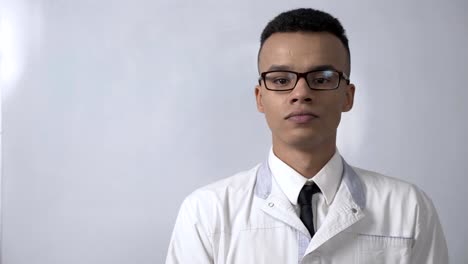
top-left (285, 111), bottom-right (318, 124)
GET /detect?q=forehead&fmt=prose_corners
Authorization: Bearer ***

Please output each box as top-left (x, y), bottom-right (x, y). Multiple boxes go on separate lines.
top-left (258, 32), bottom-right (349, 73)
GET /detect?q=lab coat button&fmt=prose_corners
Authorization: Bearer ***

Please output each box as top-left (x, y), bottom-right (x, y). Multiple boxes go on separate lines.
top-left (268, 202), bottom-right (274, 207)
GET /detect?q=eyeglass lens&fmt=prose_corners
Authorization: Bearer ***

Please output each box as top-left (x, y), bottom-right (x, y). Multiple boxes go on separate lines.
top-left (264, 70), bottom-right (340, 90)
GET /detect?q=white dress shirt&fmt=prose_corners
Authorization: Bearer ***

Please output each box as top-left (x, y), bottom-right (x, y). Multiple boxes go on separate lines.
top-left (166, 151), bottom-right (448, 263)
top-left (268, 148), bottom-right (342, 231)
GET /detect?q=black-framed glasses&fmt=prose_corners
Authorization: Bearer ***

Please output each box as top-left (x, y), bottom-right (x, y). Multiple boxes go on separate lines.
top-left (259, 69), bottom-right (350, 91)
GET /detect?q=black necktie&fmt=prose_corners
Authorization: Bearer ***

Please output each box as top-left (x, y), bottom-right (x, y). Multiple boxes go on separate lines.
top-left (298, 184), bottom-right (321, 237)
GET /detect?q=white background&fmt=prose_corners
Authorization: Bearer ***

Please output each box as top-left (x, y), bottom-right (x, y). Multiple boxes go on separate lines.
top-left (1, 0), bottom-right (467, 263)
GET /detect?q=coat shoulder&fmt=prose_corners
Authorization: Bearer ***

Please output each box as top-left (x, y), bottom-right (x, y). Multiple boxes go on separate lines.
top-left (179, 164), bottom-right (261, 233)
top-left (350, 165), bottom-right (436, 218)
top-left (352, 166), bottom-right (421, 195)
top-left (190, 164), bottom-right (260, 199)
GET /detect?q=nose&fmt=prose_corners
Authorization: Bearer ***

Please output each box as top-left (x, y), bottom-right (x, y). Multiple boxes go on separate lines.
top-left (289, 77), bottom-right (314, 104)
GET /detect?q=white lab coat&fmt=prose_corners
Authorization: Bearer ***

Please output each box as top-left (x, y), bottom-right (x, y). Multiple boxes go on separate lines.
top-left (166, 159), bottom-right (448, 263)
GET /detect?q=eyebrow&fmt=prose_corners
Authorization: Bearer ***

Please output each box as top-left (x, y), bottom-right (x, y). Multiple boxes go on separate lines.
top-left (266, 64), bottom-right (339, 72)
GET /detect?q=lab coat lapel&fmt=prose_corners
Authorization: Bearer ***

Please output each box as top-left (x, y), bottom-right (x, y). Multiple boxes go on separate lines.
top-left (304, 159), bottom-right (367, 255)
top-left (254, 162), bottom-right (311, 238)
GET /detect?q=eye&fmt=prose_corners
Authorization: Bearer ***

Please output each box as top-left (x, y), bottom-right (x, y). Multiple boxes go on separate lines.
top-left (308, 70), bottom-right (337, 87)
top-left (264, 72), bottom-right (295, 88)
top-left (312, 77), bottom-right (330, 84)
top-left (273, 78), bottom-right (291, 85)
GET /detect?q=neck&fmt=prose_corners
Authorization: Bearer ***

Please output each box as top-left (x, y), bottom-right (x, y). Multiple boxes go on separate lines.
top-left (272, 139), bottom-right (336, 178)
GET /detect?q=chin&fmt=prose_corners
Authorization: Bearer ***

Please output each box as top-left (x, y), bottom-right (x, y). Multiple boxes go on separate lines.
top-left (291, 140), bottom-right (321, 150)
top-left (284, 134), bottom-right (323, 150)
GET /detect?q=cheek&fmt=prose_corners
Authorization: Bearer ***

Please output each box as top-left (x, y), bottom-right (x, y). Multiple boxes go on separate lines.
top-left (262, 97), bottom-right (284, 128)
top-left (320, 97), bottom-right (345, 125)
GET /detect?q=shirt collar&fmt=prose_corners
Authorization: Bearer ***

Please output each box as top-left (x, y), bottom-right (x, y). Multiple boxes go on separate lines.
top-left (268, 148), bottom-right (343, 206)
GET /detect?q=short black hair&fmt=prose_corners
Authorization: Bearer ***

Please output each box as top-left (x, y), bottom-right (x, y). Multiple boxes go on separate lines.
top-left (258, 8), bottom-right (351, 74)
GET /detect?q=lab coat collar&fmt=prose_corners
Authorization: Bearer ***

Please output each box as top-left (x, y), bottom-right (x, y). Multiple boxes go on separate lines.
top-left (254, 157), bottom-right (366, 256)
top-left (255, 157), bottom-right (366, 209)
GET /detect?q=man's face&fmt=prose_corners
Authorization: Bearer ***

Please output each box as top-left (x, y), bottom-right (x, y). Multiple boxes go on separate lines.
top-left (255, 32), bottom-right (355, 150)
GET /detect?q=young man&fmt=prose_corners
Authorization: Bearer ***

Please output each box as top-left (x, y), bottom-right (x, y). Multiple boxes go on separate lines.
top-left (166, 8), bottom-right (448, 263)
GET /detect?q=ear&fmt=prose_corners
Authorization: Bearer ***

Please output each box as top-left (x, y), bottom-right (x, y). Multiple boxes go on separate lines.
top-left (255, 85), bottom-right (265, 113)
top-left (342, 83), bottom-right (355, 112)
